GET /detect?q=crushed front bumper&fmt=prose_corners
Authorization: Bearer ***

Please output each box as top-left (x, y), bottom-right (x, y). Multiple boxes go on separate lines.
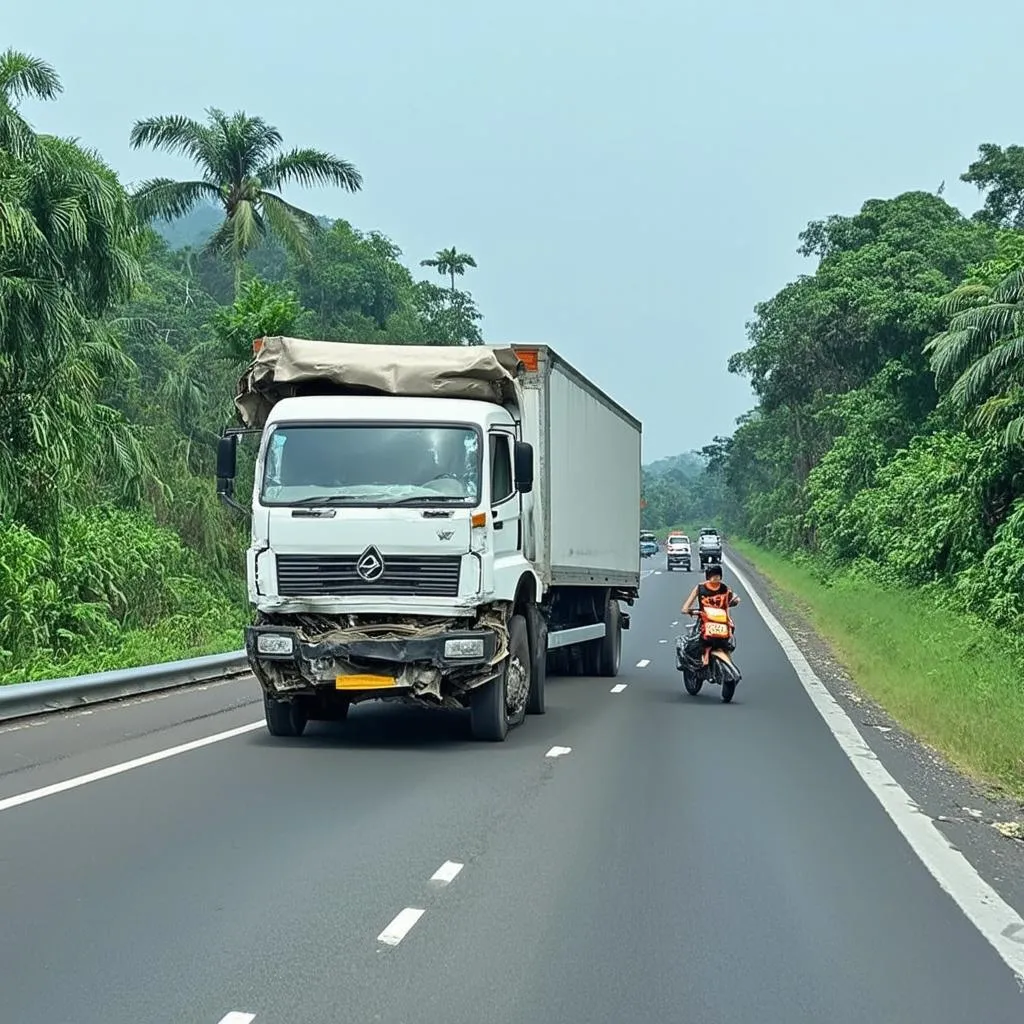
top-left (244, 623), bottom-right (502, 700)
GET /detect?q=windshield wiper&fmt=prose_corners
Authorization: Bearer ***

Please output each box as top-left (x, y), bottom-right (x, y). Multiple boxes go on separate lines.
top-left (383, 495), bottom-right (465, 507)
top-left (284, 494), bottom-right (464, 508)
top-left (287, 495), bottom-right (364, 506)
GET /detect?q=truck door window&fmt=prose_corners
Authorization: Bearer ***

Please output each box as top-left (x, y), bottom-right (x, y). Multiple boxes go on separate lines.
top-left (489, 434), bottom-right (514, 504)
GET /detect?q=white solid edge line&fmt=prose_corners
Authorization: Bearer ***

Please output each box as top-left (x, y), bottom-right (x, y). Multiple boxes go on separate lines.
top-left (610, 683), bottom-right (628, 693)
top-left (0, 721), bottom-right (265, 814)
top-left (217, 1013), bottom-right (256, 1024)
top-left (430, 860), bottom-right (464, 884)
top-left (724, 554), bottom-right (1024, 983)
top-left (378, 907), bottom-right (425, 946)
top-left (636, 659), bottom-right (650, 668)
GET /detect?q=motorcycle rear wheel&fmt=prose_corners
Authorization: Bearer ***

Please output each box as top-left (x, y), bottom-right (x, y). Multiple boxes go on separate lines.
top-left (683, 671), bottom-right (703, 696)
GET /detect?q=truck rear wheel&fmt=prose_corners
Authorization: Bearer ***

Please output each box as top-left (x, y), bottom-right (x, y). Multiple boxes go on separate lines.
top-left (596, 598), bottom-right (621, 677)
top-left (471, 614), bottom-right (530, 741)
top-left (264, 693), bottom-right (308, 737)
top-left (526, 606), bottom-right (547, 715)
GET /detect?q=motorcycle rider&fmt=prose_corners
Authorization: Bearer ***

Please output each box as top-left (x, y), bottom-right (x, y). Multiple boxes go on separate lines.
top-left (681, 564), bottom-right (741, 650)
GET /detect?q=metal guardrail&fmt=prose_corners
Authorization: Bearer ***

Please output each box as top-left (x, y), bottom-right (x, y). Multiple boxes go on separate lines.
top-left (0, 650), bottom-right (250, 724)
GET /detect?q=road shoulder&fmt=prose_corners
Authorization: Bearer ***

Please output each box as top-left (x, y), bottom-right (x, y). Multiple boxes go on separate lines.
top-left (0, 676), bottom-right (261, 802)
top-left (726, 545), bottom-right (1024, 925)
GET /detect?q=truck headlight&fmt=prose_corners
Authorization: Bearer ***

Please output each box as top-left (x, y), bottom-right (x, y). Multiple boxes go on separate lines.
top-left (444, 638), bottom-right (485, 659)
top-left (257, 633), bottom-right (294, 655)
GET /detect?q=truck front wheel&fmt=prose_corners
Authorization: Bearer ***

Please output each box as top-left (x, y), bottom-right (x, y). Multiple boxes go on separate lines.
top-left (471, 614), bottom-right (530, 741)
top-left (264, 693), bottom-right (308, 737)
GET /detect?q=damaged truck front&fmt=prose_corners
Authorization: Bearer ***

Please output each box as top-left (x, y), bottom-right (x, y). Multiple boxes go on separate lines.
top-left (216, 337), bottom-right (642, 742)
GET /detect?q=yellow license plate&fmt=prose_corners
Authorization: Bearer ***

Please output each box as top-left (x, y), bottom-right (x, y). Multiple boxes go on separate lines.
top-left (335, 674), bottom-right (396, 690)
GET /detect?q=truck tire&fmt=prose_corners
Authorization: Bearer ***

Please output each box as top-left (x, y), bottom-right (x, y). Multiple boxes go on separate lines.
top-left (264, 693), bottom-right (308, 737)
top-left (596, 598), bottom-right (621, 677)
top-left (526, 606), bottom-right (547, 715)
top-left (471, 614), bottom-right (530, 741)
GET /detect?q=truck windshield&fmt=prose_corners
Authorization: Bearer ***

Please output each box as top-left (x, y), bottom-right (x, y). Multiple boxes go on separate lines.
top-left (260, 424), bottom-right (481, 506)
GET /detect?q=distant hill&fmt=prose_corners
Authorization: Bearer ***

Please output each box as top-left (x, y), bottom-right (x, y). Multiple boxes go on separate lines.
top-left (153, 202), bottom-right (222, 250)
top-left (152, 203), bottom-right (336, 252)
top-left (643, 451), bottom-right (706, 480)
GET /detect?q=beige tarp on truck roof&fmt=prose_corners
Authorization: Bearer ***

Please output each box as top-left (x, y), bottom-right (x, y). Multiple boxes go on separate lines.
top-left (235, 337), bottom-right (524, 428)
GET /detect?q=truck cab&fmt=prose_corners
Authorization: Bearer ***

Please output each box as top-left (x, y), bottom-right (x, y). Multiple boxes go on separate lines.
top-left (249, 394), bottom-right (528, 619)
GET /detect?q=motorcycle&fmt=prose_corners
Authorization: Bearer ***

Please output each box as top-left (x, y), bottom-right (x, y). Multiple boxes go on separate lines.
top-left (674, 606), bottom-right (742, 703)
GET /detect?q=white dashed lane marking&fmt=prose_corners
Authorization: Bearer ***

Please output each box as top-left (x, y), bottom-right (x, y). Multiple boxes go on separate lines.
top-left (610, 684), bottom-right (627, 693)
top-left (378, 908), bottom-right (425, 946)
top-left (430, 860), bottom-right (464, 885)
top-left (545, 746), bottom-right (572, 759)
top-left (636, 659), bottom-right (650, 668)
top-left (217, 1013), bottom-right (255, 1024)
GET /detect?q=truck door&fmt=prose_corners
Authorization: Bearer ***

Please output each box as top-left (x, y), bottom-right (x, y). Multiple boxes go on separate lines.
top-left (488, 430), bottom-right (521, 559)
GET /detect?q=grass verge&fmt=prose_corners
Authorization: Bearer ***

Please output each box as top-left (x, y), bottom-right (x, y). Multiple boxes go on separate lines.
top-left (732, 539), bottom-right (1024, 801)
top-left (0, 610), bottom-right (246, 686)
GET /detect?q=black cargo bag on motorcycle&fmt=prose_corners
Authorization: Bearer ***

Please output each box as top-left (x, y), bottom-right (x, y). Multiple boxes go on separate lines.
top-left (675, 630), bottom-right (702, 672)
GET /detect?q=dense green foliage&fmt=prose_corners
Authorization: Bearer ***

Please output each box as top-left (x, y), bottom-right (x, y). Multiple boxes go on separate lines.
top-left (640, 452), bottom-right (726, 533)
top-left (0, 48), bottom-right (486, 683)
top-left (706, 147), bottom-right (1024, 639)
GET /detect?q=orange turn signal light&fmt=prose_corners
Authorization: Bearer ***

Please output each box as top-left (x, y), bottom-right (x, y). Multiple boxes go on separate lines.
top-left (471, 512), bottom-right (487, 528)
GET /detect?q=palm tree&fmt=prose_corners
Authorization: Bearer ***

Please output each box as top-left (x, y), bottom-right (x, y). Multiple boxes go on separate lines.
top-left (129, 108), bottom-right (362, 293)
top-left (1, 118), bottom-right (154, 528)
top-left (925, 267), bottom-right (1024, 445)
top-left (0, 48), bottom-right (61, 159)
top-left (420, 247), bottom-right (477, 295)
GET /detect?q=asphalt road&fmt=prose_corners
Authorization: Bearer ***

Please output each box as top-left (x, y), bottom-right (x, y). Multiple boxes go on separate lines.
top-left (2, 564), bottom-right (1023, 1024)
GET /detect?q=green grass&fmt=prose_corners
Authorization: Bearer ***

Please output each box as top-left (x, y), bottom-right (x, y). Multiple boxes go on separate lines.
top-left (732, 539), bottom-right (1024, 801)
top-left (0, 610), bottom-right (246, 685)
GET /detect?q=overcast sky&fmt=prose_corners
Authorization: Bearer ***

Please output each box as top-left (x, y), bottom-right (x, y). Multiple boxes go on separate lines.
top-left (8, 0), bottom-right (1022, 461)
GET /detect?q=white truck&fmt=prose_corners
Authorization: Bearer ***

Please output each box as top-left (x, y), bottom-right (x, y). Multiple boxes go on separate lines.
top-left (665, 532), bottom-right (691, 572)
top-left (698, 527), bottom-right (723, 569)
top-left (215, 337), bottom-right (642, 742)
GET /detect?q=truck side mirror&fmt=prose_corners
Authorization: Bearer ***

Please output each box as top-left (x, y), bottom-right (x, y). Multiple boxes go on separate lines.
top-left (216, 433), bottom-right (238, 495)
top-left (514, 441), bottom-right (534, 494)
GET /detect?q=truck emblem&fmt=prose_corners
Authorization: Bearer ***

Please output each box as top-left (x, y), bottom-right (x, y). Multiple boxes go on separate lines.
top-left (355, 545), bottom-right (385, 582)
top-left (437, 529), bottom-right (454, 540)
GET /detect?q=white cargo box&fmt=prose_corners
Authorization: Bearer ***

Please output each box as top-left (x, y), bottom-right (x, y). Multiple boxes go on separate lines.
top-left (510, 345), bottom-right (642, 590)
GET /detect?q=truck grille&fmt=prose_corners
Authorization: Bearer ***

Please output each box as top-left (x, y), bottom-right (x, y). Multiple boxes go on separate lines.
top-left (276, 554), bottom-right (462, 598)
